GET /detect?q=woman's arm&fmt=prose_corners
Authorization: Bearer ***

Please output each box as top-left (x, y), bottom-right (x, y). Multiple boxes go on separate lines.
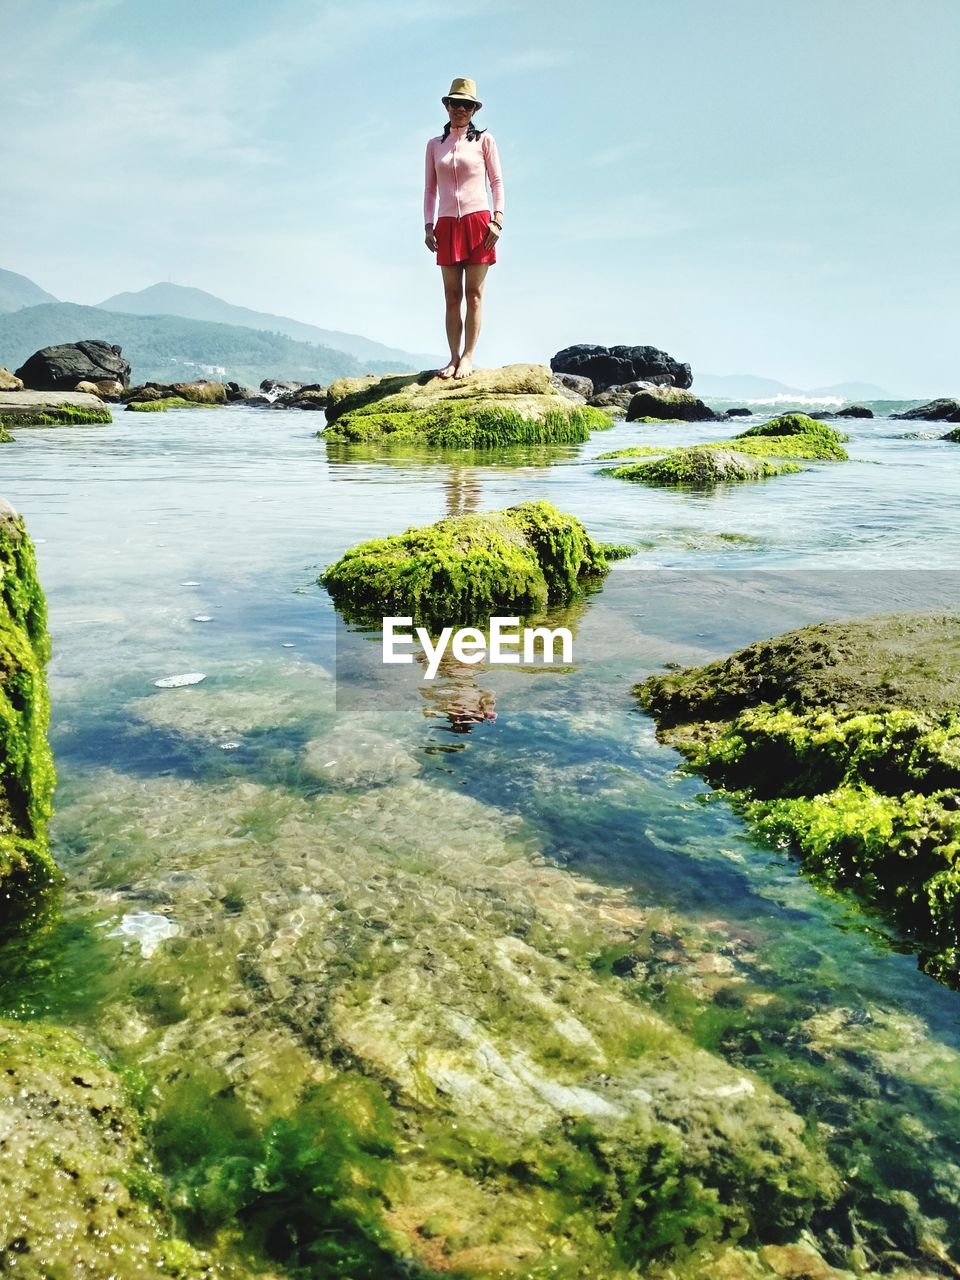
top-left (423, 139), bottom-right (438, 228)
top-left (482, 133), bottom-right (504, 220)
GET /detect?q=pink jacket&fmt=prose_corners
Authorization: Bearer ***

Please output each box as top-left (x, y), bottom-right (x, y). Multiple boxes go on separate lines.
top-left (424, 125), bottom-right (505, 223)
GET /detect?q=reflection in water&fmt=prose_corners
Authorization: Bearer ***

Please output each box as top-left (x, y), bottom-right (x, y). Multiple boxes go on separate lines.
top-left (417, 650), bottom-right (498, 734)
top-left (443, 466), bottom-right (482, 517)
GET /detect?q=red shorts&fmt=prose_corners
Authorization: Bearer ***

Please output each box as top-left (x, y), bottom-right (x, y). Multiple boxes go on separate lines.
top-left (435, 210), bottom-right (497, 266)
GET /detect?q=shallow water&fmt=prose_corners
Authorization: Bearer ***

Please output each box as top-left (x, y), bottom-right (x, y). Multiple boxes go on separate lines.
top-left (3, 406), bottom-right (960, 1277)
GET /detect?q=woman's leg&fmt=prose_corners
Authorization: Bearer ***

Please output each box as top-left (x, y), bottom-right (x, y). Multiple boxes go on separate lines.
top-left (456, 263), bottom-right (489, 378)
top-left (439, 264), bottom-right (465, 378)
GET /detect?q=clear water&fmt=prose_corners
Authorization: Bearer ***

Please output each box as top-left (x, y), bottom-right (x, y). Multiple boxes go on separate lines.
top-left (3, 406), bottom-right (960, 1275)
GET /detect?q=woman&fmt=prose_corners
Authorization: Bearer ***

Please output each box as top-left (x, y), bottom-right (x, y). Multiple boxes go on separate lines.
top-left (423, 77), bottom-right (504, 380)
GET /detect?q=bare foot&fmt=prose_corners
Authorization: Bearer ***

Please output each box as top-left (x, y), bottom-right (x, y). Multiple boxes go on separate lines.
top-left (454, 355), bottom-right (473, 379)
top-left (437, 361), bottom-right (457, 379)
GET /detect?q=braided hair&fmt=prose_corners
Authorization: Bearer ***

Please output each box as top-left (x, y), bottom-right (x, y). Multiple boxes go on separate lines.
top-left (441, 119), bottom-right (486, 141)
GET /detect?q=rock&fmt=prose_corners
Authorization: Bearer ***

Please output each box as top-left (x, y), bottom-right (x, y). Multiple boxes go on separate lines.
top-left (241, 395), bottom-right (273, 407)
top-left (94, 379), bottom-right (124, 400)
top-left (891, 397), bottom-right (960, 423)
top-left (725, 407), bottom-right (752, 416)
top-left (626, 386), bottom-right (715, 421)
top-left (550, 371), bottom-right (593, 402)
top-left (224, 380), bottom-right (254, 401)
top-left (0, 389), bottom-right (111, 428)
top-left (287, 386), bottom-right (329, 411)
top-left (0, 1020), bottom-right (211, 1277)
top-left (321, 499), bottom-right (613, 626)
top-left (322, 364), bottom-right (612, 447)
top-left (0, 499), bottom-right (57, 908)
top-left (124, 381), bottom-right (225, 405)
top-left (836, 404), bottom-right (873, 418)
top-left (73, 380), bottom-right (100, 394)
top-left (636, 612), bottom-right (960, 985)
top-left (602, 419), bottom-right (847, 466)
top-left (15, 340), bottom-right (130, 391)
top-left (943, 426), bottom-right (960, 443)
top-left (261, 378), bottom-right (303, 396)
top-left (737, 412), bottom-right (848, 445)
top-left (612, 448), bottom-right (803, 487)
top-left (170, 380), bottom-right (226, 404)
top-left (551, 343), bottom-right (692, 392)
top-left (0, 368), bottom-right (23, 391)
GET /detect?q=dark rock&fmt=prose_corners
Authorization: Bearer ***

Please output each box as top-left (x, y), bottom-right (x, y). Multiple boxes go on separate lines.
top-left (241, 396), bottom-right (273, 407)
top-left (550, 372), bottom-right (593, 403)
top-left (15, 340), bottom-right (131, 391)
top-left (261, 379), bottom-right (303, 397)
top-left (891, 398), bottom-right (960, 423)
top-left (627, 389), bottom-right (715, 422)
top-left (224, 381), bottom-right (254, 401)
top-left (836, 405), bottom-right (873, 418)
top-left (551, 344), bottom-right (692, 393)
top-left (725, 407), bottom-right (752, 417)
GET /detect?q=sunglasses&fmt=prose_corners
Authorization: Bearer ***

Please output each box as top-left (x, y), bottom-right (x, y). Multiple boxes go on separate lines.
top-left (445, 99), bottom-right (476, 110)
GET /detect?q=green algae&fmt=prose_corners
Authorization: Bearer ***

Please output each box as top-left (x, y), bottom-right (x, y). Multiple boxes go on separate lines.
top-left (0, 424), bottom-right (11, 443)
top-left (0, 403), bottom-right (112, 428)
top-left (612, 448), bottom-right (803, 487)
top-left (0, 1019), bottom-right (214, 1279)
top-left (0, 503), bottom-right (57, 908)
top-left (637, 612), bottom-right (960, 984)
top-left (597, 444), bottom-right (668, 460)
top-left (127, 397), bottom-right (217, 413)
top-left (736, 412), bottom-right (849, 446)
top-left (320, 499), bottom-right (613, 627)
top-left (717, 434), bottom-right (847, 461)
top-left (323, 402), bottom-right (610, 447)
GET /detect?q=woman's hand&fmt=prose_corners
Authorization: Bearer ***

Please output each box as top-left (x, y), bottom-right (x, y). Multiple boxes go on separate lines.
top-left (483, 221), bottom-right (501, 250)
top-left (425, 225), bottom-right (438, 251)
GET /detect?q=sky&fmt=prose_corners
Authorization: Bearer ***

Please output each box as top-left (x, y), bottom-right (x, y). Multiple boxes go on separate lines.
top-left (2, 0), bottom-right (958, 395)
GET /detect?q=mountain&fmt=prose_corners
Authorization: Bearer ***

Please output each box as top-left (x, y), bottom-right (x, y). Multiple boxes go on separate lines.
top-left (693, 372), bottom-right (893, 401)
top-left (0, 268), bottom-right (59, 314)
top-left (0, 303), bottom-right (414, 386)
top-left (97, 282), bottom-right (442, 370)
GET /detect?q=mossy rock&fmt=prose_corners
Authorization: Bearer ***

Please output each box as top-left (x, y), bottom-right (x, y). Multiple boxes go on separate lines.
top-left (0, 1020), bottom-right (212, 1278)
top-left (599, 432), bottom-right (846, 463)
top-left (736, 412), bottom-right (849, 445)
top-left (636, 612), bottom-right (960, 983)
top-left (612, 447), bottom-right (803, 487)
top-left (0, 501), bottom-right (57, 909)
top-left (126, 397), bottom-right (217, 413)
top-left (0, 424), bottom-right (11, 444)
top-left (0, 403), bottom-right (111, 428)
top-left (944, 426), bottom-right (960, 443)
top-left (321, 499), bottom-right (613, 627)
top-left (322, 364), bottom-right (612, 447)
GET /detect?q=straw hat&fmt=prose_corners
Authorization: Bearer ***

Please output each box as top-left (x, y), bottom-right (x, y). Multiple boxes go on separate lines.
top-left (442, 77), bottom-right (482, 109)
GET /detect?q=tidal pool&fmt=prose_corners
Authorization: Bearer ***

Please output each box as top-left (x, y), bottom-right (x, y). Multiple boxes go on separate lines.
top-left (2, 407), bottom-right (959, 1278)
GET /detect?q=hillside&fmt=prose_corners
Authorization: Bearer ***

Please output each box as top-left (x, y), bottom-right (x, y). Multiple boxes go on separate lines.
top-left (0, 303), bottom-right (418, 386)
top-left (0, 268), bottom-right (59, 314)
top-left (98, 281), bottom-right (442, 369)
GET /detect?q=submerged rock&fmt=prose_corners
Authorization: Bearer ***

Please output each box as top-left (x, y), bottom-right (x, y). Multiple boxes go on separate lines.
top-left (0, 1021), bottom-right (210, 1277)
top-left (836, 404), bottom-right (874, 418)
top-left (321, 499), bottom-right (615, 626)
top-left (636, 612), bottom-right (960, 985)
top-left (944, 426), bottom-right (960, 443)
top-left (0, 499), bottom-right (57, 910)
top-left (551, 343), bottom-right (693, 392)
top-left (321, 364), bottom-right (611, 446)
top-left (611, 447), bottom-right (804, 487)
top-left (891, 397), bottom-right (960, 423)
top-left (15, 339), bottom-right (130, 391)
